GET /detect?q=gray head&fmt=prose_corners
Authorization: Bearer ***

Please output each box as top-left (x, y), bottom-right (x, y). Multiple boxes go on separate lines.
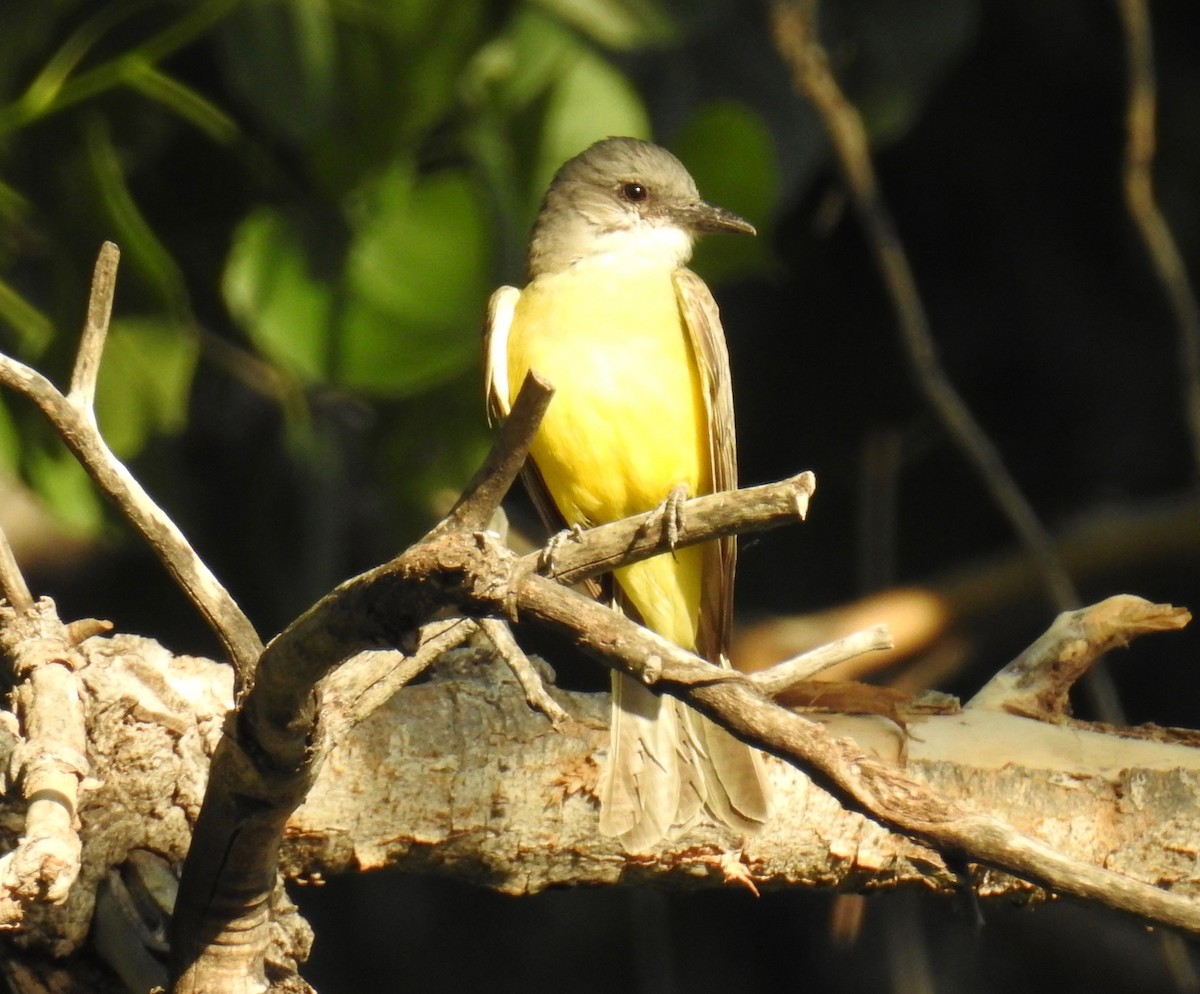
top-left (526, 137), bottom-right (755, 279)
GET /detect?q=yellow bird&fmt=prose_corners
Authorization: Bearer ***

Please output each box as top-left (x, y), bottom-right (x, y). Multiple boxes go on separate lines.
top-left (484, 137), bottom-right (769, 851)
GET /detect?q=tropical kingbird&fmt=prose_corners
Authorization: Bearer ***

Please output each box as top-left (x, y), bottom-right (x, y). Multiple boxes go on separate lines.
top-left (484, 137), bottom-right (769, 850)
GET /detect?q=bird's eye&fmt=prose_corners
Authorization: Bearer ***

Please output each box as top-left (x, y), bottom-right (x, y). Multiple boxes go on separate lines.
top-left (620, 182), bottom-right (648, 203)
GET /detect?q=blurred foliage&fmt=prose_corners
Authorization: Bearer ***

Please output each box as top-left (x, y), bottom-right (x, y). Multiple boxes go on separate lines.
top-left (0, 1), bottom-right (798, 559)
top-left (0, 0), bottom-right (799, 632)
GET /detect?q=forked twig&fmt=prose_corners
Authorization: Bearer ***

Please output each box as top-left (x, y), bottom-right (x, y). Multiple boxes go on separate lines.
top-left (0, 243), bottom-right (262, 682)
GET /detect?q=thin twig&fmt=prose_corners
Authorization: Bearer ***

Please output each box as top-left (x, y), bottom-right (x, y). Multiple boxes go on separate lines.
top-left (323, 617), bottom-right (478, 739)
top-left (1116, 0), bottom-right (1200, 473)
top-left (437, 371), bottom-right (555, 535)
top-left (768, 0), bottom-right (1079, 615)
top-left (752, 624), bottom-right (894, 696)
top-left (67, 241), bottom-right (119, 413)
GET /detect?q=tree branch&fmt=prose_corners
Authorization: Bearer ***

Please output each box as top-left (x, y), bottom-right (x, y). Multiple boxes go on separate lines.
top-left (0, 245), bottom-right (262, 681)
top-left (168, 455), bottom-right (815, 989)
top-left (0, 599), bottom-right (102, 928)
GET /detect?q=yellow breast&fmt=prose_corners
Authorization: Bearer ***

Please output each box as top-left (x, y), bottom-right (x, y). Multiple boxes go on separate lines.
top-left (507, 263), bottom-right (710, 526)
top-left (506, 262), bottom-right (711, 647)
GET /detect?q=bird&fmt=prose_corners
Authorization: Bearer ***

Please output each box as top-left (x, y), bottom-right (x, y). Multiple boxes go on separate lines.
top-left (484, 136), bottom-right (769, 851)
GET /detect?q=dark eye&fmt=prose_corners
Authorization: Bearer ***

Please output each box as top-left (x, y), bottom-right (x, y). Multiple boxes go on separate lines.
top-left (620, 182), bottom-right (648, 203)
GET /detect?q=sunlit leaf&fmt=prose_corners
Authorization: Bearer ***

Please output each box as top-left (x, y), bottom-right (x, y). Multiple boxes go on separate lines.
top-left (24, 445), bottom-right (104, 536)
top-left (95, 317), bottom-right (200, 459)
top-left (342, 164), bottom-right (490, 395)
top-left (532, 0), bottom-right (675, 49)
top-left (536, 49), bottom-right (650, 198)
top-left (223, 207), bottom-right (335, 383)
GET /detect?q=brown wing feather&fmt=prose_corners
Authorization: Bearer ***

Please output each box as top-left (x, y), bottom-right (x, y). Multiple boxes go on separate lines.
top-left (673, 269), bottom-right (737, 665)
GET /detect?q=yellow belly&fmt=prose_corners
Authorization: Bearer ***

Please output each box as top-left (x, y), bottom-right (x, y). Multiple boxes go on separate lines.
top-left (507, 264), bottom-right (710, 648)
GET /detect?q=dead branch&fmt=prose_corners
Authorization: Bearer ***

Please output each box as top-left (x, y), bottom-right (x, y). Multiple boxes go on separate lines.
top-left (0, 244), bottom-right (262, 681)
top-left (0, 598), bottom-right (98, 928)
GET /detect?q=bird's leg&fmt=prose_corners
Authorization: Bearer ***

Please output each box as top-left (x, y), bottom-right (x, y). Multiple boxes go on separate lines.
top-left (648, 482), bottom-right (690, 553)
top-left (478, 618), bottom-right (570, 724)
top-left (538, 522), bottom-right (586, 573)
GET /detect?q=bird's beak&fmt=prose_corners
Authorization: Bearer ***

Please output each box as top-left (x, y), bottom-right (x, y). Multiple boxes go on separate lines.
top-left (678, 200), bottom-right (757, 237)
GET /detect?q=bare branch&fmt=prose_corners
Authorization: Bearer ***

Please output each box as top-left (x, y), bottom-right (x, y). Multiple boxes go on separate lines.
top-left (516, 576), bottom-right (1200, 932)
top-left (751, 624), bottom-right (894, 695)
top-left (528, 471), bottom-right (815, 588)
top-left (436, 371), bottom-right (554, 535)
top-left (67, 241), bottom-right (119, 413)
top-left (0, 599), bottom-right (94, 927)
top-left (320, 617), bottom-right (477, 739)
top-left (479, 618), bottom-right (570, 724)
top-left (969, 596), bottom-right (1190, 714)
top-left (0, 246), bottom-right (262, 681)
top-left (168, 469), bottom-right (814, 990)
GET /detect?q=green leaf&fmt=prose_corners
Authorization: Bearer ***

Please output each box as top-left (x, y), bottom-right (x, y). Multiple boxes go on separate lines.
top-left (86, 115), bottom-right (190, 314)
top-left (0, 274), bottom-right (54, 356)
top-left (94, 317), bottom-right (200, 459)
top-left (532, 0), bottom-right (675, 50)
top-left (225, 164), bottom-right (490, 398)
top-left (223, 207), bottom-right (335, 383)
top-left (24, 446), bottom-right (104, 537)
top-left (341, 164), bottom-right (490, 395)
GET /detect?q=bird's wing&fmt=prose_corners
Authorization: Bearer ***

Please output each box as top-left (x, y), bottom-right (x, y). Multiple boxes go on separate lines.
top-left (673, 268), bottom-right (737, 664)
top-left (673, 269), bottom-right (769, 832)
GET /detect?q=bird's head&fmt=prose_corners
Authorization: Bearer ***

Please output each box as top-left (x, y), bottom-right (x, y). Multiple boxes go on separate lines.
top-left (527, 137), bottom-right (755, 279)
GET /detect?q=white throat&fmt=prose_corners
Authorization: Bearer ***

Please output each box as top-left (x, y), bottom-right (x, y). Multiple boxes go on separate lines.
top-left (579, 223), bottom-right (694, 270)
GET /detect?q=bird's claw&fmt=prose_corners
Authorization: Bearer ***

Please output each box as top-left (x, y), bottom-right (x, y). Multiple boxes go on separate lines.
top-left (654, 483), bottom-right (689, 553)
top-left (539, 523), bottom-right (586, 572)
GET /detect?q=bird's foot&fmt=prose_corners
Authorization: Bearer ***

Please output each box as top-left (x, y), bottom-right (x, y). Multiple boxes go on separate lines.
top-left (650, 483), bottom-right (690, 553)
top-left (539, 522), bottom-right (586, 573)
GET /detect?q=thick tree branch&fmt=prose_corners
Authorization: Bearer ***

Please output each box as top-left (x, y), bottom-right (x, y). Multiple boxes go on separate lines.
top-left (0, 599), bottom-right (98, 928)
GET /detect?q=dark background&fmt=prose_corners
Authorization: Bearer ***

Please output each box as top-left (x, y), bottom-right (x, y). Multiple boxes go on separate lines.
top-left (2, 0), bottom-right (1199, 990)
